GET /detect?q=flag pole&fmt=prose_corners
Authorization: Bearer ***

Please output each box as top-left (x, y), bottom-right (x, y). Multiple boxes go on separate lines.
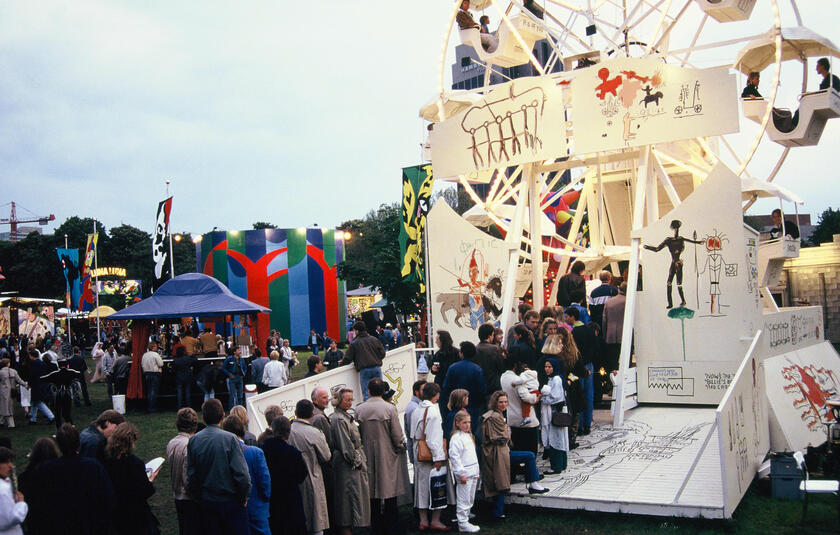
top-left (166, 180), bottom-right (175, 278)
top-left (65, 233), bottom-right (72, 347)
top-left (93, 219), bottom-right (101, 343)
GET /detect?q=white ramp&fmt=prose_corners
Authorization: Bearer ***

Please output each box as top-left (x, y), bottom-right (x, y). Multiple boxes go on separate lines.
top-left (506, 406), bottom-right (726, 518)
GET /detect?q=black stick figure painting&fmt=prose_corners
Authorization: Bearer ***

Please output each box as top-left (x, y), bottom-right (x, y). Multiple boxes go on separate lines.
top-left (644, 220), bottom-right (703, 309)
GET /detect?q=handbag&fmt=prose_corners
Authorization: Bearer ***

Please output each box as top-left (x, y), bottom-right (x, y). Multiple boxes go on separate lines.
top-left (416, 407), bottom-right (447, 462)
top-left (429, 466), bottom-right (449, 510)
top-left (550, 402), bottom-right (572, 427)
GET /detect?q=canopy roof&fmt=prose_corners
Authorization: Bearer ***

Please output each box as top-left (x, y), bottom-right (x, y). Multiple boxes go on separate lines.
top-left (110, 273), bottom-right (270, 320)
top-left (89, 305), bottom-right (118, 318)
top-left (734, 26), bottom-right (840, 75)
top-left (419, 91), bottom-right (484, 122)
top-left (740, 177), bottom-right (804, 204)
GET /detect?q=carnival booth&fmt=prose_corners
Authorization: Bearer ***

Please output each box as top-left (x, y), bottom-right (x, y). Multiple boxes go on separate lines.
top-left (109, 273), bottom-right (269, 407)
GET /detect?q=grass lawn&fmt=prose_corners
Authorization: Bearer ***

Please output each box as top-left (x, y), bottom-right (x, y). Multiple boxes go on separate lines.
top-left (1, 354), bottom-right (838, 534)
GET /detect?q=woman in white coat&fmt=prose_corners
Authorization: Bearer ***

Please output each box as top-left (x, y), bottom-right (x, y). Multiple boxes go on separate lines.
top-left (410, 382), bottom-right (449, 531)
top-left (540, 357), bottom-right (569, 473)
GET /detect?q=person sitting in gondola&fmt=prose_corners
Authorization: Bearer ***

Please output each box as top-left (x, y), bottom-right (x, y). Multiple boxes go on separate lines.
top-left (741, 72), bottom-right (762, 99)
top-left (456, 0), bottom-right (498, 52)
top-left (817, 57), bottom-right (840, 91)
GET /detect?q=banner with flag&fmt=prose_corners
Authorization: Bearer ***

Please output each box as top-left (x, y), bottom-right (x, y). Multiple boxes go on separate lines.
top-left (56, 248), bottom-right (81, 310)
top-left (153, 196), bottom-right (173, 282)
top-left (78, 234), bottom-right (98, 311)
top-left (399, 164), bottom-right (434, 293)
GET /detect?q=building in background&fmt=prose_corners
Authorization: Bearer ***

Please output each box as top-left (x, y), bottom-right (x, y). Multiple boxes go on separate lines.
top-left (0, 226), bottom-right (42, 241)
top-left (195, 228), bottom-right (347, 346)
top-left (772, 234), bottom-right (840, 342)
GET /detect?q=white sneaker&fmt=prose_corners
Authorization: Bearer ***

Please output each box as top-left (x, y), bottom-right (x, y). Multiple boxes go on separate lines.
top-left (459, 522), bottom-right (480, 533)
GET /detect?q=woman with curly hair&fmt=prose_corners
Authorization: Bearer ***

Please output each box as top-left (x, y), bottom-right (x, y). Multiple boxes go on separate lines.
top-left (104, 422), bottom-right (158, 535)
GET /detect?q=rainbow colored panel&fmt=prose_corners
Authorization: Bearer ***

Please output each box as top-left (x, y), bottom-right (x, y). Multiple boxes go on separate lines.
top-left (197, 228), bottom-right (346, 346)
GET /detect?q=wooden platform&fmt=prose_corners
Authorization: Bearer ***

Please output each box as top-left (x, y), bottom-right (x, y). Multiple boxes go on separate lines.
top-left (506, 406), bottom-right (725, 518)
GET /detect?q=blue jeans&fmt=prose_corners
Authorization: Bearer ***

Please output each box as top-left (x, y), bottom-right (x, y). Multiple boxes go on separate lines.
top-left (144, 372), bottom-right (161, 412)
top-left (227, 376), bottom-right (244, 410)
top-left (509, 450), bottom-right (540, 482)
top-left (30, 400), bottom-right (54, 422)
top-left (492, 493), bottom-right (505, 518)
top-left (359, 366), bottom-right (382, 401)
top-left (176, 380), bottom-right (192, 409)
top-left (310, 344), bottom-right (319, 356)
top-left (201, 499), bottom-right (248, 535)
top-left (579, 363), bottom-right (594, 431)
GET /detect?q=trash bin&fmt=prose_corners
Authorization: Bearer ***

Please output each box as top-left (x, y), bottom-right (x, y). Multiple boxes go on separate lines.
top-left (769, 451), bottom-right (802, 500)
top-left (112, 394), bottom-right (126, 415)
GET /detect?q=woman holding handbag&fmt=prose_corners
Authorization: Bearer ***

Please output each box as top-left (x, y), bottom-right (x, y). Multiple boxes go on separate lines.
top-left (410, 382), bottom-right (451, 532)
top-left (540, 357), bottom-right (570, 474)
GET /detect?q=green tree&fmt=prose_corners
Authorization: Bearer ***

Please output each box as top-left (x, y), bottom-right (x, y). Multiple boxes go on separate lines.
top-left (54, 217), bottom-right (108, 252)
top-left (252, 221), bottom-right (277, 229)
top-left (433, 186), bottom-right (475, 216)
top-left (0, 232), bottom-right (64, 298)
top-left (809, 207), bottom-right (840, 246)
top-left (103, 224), bottom-right (155, 294)
top-left (338, 203), bottom-right (424, 316)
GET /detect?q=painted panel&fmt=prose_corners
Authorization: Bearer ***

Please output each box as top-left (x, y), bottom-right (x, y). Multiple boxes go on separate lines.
top-left (429, 77), bottom-right (567, 178)
top-left (716, 336), bottom-right (768, 518)
top-left (762, 306), bottom-right (824, 359)
top-left (0, 308), bottom-right (9, 337)
top-left (247, 345), bottom-right (417, 435)
top-left (571, 58), bottom-right (739, 154)
top-left (426, 201), bottom-right (508, 344)
top-left (196, 228), bottom-right (345, 347)
top-left (635, 164), bottom-right (761, 404)
top-left (763, 341), bottom-right (840, 451)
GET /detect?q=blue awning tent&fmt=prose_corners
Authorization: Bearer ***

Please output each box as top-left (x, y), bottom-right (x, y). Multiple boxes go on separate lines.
top-left (110, 272), bottom-right (270, 320)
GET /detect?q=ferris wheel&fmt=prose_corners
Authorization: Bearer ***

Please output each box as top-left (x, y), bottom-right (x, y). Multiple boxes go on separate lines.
top-left (420, 0), bottom-right (839, 317)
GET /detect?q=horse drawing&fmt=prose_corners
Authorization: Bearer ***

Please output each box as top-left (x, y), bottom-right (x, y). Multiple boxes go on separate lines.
top-left (640, 85), bottom-right (663, 108)
top-left (436, 276), bottom-right (503, 328)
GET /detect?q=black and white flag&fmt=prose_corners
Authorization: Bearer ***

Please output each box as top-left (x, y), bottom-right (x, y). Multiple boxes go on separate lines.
top-left (153, 196), bottom-right (173, 281)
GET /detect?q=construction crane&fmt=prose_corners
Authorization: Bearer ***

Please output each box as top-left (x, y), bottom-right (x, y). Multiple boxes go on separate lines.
top-left (0, 202), bottom-right (55, 242)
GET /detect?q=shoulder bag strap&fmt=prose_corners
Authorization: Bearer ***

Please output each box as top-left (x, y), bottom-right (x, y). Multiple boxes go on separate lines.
top-left (420, 406), bottom-right (429, 440)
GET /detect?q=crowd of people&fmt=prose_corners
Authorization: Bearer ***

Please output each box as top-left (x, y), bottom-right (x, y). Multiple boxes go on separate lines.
top-left (0, 262), bottom-right (632, 534)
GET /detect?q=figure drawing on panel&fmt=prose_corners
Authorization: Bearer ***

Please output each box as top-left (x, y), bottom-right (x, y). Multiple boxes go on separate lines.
top-left (436, 248), bottom-right (502, 330)
top-left (697, 230), bottom-right (737, 316)
top-left (644, 220), bottom-right (702, 310)
top-left (460, 83), bottom-right (546, 170)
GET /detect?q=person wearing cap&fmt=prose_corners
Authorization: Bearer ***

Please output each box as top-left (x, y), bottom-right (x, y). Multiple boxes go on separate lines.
top-left (340, 322), bottom-right (386, 401)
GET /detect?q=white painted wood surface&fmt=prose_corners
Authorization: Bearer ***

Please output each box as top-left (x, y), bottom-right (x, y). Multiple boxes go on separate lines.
top-left (508, 407), bottom-right (724, 518)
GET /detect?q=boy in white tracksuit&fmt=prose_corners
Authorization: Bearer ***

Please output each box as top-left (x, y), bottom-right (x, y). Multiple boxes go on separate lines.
top-left (448, 410), bottom-right (481, 533)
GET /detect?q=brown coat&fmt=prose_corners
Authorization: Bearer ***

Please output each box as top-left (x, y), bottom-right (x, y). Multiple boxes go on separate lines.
top-left (602, 294), bottom-right (626, 344)
top-left (310, 406), bottom-right (332, 448)
top-left (456, 9), bottom-right (479, 30)
top-left (288, 419), bottom-right (332, 533)
top-left (480, 409), bottom-right (511, 497)
top-left (356, 396), bottom-right (409, 500)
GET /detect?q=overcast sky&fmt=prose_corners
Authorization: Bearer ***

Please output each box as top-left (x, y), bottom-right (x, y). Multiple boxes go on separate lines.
top-left (1, 1), bottom-right (837, 238)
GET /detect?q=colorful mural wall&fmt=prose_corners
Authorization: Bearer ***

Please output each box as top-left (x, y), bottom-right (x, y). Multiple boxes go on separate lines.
top-left (196, 228), bottom-right (347, 347)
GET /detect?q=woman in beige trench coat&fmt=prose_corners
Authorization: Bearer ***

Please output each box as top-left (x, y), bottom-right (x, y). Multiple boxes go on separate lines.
top-left (329, 388), bottom-right (370, 534)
